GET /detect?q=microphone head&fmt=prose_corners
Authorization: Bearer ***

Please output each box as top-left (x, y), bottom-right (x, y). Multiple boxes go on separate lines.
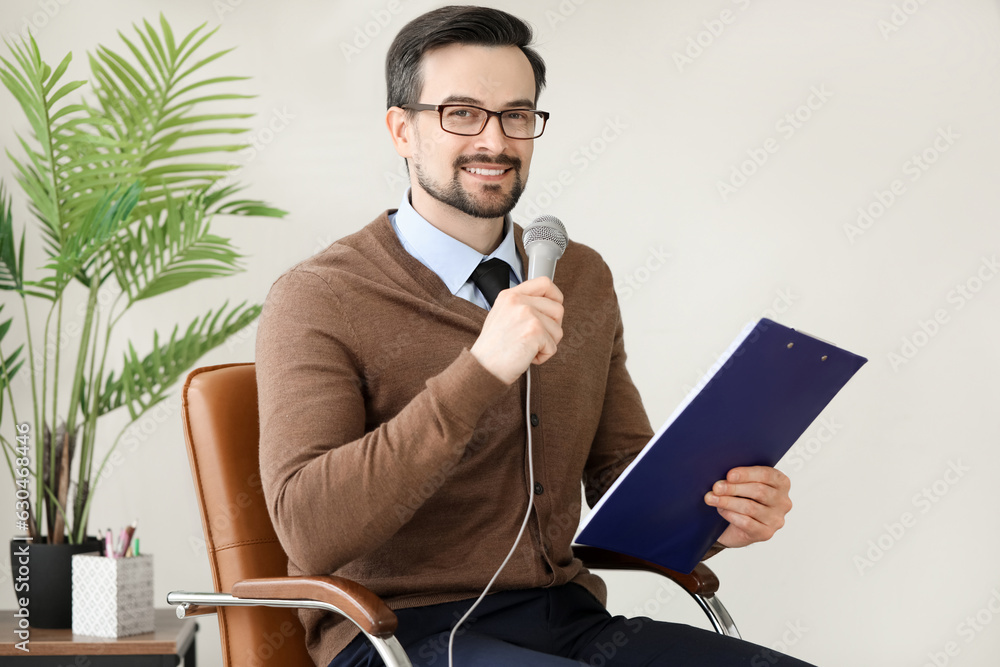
top-left (523, 215), bottom-right (568, 255)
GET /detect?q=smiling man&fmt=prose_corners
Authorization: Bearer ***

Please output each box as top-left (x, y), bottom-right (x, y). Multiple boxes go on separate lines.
top-left (387, 35), bottom-right (540, 256)
top-left (256, 6), bottom-right (813, 667)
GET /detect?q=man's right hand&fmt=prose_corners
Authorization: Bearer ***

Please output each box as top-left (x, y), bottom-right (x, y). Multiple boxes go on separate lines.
top-left (470, 276), bottom-right (564, 385)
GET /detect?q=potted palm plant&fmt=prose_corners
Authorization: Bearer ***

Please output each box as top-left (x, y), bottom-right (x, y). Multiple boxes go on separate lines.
top-left (0, 15), bottom-right (285, 627)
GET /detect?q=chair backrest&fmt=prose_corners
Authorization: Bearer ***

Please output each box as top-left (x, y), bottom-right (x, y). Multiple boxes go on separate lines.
top-left (181, 363), bottom-right (313, 667)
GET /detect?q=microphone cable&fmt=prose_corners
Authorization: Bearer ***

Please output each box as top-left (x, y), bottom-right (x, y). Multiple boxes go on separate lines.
top-left (447, 368), bottom-right (536, 667)
top-left (447, 215), bottom-right (565, 665)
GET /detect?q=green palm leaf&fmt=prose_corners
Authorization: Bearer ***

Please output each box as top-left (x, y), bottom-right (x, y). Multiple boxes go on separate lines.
top-left (96, 300), bottom-right (260, 418)
top-left (0, 35), bottom-right (128, 263)
top-left (0, 181), bottom-right (51, 300)
top-left (109, 189), bottom-right (244, 304)
top-left (0, 305), bottom-right (25, 390)
top-left (202, 183), bottom-right (287, 217)
top-left (0, 182), bottom-right (25, 293)
top-left (86, 14), bottom-right (286, 222)
top-left (0, 302), bottom-right (26, 434)
top-left (39, 182), bottom-right (142, 295)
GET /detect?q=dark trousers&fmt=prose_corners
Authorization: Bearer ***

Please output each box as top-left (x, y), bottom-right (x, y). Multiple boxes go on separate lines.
top-left (329, 583), bottom-right (817, 667)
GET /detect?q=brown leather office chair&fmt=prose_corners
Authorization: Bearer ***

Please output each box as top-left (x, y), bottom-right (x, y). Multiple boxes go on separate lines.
top-left (168, 362), bottom-right (739, 667)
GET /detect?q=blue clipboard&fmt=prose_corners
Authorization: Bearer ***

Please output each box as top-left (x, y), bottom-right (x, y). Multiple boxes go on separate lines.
top-left (574, 318), bottom-right (867, 574)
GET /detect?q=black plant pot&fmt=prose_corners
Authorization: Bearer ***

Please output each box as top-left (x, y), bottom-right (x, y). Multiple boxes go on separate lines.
top-left (10, 536), bottom-right (103, 629)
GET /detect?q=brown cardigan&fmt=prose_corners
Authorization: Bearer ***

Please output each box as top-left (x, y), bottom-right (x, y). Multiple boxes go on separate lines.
top-left (256, 211), bottom-right (654, 665)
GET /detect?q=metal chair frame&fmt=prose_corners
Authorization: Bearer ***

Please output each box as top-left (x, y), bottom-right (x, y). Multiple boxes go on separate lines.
top-left (167, 363), bottom-right (740, 667)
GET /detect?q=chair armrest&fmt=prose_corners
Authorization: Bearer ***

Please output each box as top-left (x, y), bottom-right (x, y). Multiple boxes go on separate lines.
top-left (573, 545), bottom-right (720, 597)
top-left (231, 575), bottom-right (398, 638)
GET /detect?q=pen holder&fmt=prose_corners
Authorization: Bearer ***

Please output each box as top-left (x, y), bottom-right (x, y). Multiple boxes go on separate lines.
top-left (71, 554), bottom-right (154, 638)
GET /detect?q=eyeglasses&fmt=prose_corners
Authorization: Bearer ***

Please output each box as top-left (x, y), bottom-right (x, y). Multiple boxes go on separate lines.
top-left (401, 103), bottom-right (550, 139)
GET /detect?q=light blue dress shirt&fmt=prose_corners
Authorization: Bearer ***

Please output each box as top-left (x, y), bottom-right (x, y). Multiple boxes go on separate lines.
top-left (389, 190), bottom-right (524, 310)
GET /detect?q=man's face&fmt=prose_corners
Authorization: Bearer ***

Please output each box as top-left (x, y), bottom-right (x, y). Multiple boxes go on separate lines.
top-left (407, 43), bottom-right (537, 220)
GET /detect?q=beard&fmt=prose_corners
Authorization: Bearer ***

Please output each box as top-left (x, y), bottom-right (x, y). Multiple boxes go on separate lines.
top-left (413, 153), bottom-right (526, 219)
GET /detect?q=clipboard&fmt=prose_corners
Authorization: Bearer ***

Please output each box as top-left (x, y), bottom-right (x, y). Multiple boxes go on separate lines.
top-left (574, 318), bottom-right (867, 574)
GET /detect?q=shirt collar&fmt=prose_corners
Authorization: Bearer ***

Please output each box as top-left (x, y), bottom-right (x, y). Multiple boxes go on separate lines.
top-left (393, 189), bottom-right (523, 295)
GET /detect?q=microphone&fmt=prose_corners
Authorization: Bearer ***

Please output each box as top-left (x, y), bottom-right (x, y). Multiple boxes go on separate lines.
top-left (522, 215), bottom-right (568, 281)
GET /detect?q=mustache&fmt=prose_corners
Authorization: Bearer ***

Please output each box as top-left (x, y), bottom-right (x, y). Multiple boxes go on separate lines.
top-left (453, 154), bottom-right (521, 171)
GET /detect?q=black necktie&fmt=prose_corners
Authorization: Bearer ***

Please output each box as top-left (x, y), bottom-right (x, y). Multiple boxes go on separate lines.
top-left (470, 258), bottom-right (511, 308)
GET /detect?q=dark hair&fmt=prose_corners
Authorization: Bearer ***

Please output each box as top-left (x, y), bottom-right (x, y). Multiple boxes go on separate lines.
top-left (386, 5), bottom-right (547, 109)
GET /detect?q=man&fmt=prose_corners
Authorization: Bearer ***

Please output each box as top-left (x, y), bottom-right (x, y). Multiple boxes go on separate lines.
top-left (256, 6), bottom-right (812, 666)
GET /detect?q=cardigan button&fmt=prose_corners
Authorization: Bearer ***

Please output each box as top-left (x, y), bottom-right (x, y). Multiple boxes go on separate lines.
top-left (534, 482), bottom-right (544, 495)
top-left (530, 413), bottom-right (540, 427)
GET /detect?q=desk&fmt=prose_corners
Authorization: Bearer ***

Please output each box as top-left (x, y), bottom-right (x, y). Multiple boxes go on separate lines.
top-left (0, 608), bottom-right (197, 666)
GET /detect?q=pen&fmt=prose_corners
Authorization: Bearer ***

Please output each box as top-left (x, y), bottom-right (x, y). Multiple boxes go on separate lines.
top-left (104, 530), bottom-right (114, 559)
top-left (118, 519), bottom-right (138, 558)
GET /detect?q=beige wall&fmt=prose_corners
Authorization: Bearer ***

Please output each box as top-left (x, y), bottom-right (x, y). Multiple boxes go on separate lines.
top-left (1, 0), bottom-right (999, 665)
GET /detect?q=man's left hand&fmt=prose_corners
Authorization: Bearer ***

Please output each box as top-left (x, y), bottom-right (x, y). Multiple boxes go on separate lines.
top-left (704, 466), bottom-right (792, 549)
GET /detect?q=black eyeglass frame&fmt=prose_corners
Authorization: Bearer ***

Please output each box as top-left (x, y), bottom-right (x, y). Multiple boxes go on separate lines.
top-left (401, 103), bottom-right (550, 139)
